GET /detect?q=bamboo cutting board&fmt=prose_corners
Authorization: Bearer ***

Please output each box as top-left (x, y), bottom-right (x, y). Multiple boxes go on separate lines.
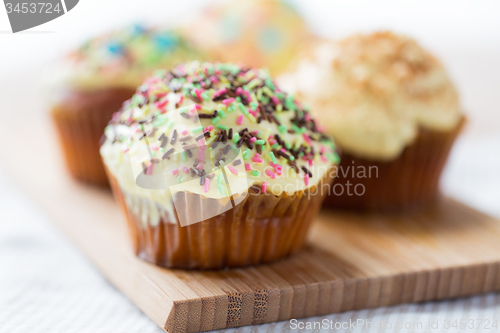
top-left (2, 112), bottom-right (500, 332)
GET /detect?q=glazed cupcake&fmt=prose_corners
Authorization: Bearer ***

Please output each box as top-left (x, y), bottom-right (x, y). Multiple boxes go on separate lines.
top-left (49, 25), bottom-right (209, 186)
top-left (185, 0), bottom-right (316, 75)
top-left (279, 31), bottom-right (465, 210)
top-left (100, 61), bottom-right (339, 269)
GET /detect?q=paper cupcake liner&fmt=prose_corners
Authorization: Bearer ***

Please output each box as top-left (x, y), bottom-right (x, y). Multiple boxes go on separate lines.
top-left (323, 117), bottom-right (466, 210)
top-left (107, 170), bottom-right (334, 269)
top-left (50, 87), bottom-right (134, 186)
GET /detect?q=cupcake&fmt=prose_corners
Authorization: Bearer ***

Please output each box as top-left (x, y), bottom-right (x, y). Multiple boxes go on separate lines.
top-left (49, 25), bottom-right (209, 186)
top-left (279, 32), bottom-right (465, 210)
top-left (100, 61), bottom-right (339, 269)
top-left (185, 0), bottom-right (316, 75)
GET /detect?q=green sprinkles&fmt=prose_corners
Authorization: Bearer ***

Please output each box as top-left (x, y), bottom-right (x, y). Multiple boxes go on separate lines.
top-left (153, 114), bottom-right (168, 127)
top-left (326, 152), bottom-right (340, 164)
top-left (265, 78), bottom-right (275, 90)
top-left (216, 124), bottom-right (228, 131)
top-left (211, 116), bottom-right (220, 124)
top-left (238, 103), bottom-right (248, 115)
top-left (262, 86), bottom-right (274, 97)
top-left (291, 124), bottom-right (302, 133)
top-left (201, 91), bottom-right (210, 101)
top-left (217, 173), bottom-right (225, 196)
top-left (191, 126), bottom-right (203, 133)
top-left (233, 133), bottom-right (240, 144)
top-left (255, 139), bottom-right (265, 145)
top-left (269, 152), bottom-right (277, 164)
top-left (243, 149), bottom-right (250, 160)
top-left (251, 170), bottom-right (260, 177)
top-left (180, 151), bottom-right (187, 162)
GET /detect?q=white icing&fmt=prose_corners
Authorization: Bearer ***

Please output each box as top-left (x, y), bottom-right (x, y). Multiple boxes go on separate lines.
top-left (101, 62), bottom-right (337, 225)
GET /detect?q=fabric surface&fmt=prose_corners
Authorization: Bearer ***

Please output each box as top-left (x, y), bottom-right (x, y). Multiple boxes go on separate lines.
top-left (0, 134), bottom-right (499, 333)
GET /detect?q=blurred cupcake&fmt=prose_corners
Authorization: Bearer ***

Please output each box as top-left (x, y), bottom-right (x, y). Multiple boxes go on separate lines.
top-left (100, 61), bottom-right (339, 269)
top-left (49, 25), bottom-right (209, 186)
top-left (280, 31), bottom-right (465, 210)
top-left (185, 0), bottom-right (316, 75)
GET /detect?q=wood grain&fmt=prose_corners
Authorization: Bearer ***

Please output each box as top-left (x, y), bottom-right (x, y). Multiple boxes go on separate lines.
top-left (1, 111), bottom-right (500, 332)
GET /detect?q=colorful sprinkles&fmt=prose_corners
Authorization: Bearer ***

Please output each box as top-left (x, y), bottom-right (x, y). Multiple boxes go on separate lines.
top-left (69, 25), bottom-right (207, 82)
top-left (105, 61), bottom-right (339, 195)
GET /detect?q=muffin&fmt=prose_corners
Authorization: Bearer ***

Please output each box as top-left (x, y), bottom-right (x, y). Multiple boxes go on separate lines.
top-left (49, 25), bottom-right (209, 186)
top-left (100, 61), bottom-right (339, 269)
top-left (185, 0), bottom-right (316, 75)
top-left (279, 31), bottom-right (465, 210)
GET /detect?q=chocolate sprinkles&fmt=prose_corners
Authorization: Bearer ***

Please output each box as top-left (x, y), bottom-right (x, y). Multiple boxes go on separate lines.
top-left (170, 130), bottom-right (177, 145)
top-left (199, 170), bottom-right (206, 185)
top-left (162, 148), bottom-right (175, 159)
top-left (301, 166), bottom-right (313, 178)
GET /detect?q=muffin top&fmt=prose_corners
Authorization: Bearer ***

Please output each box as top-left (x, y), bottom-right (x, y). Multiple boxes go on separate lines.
top-left (279, 31), bottom-right (462, 161)
top-left (101, 61), bottom-right (338, 215)
top-left (55, 25), bottom-right (208, 90)
top-left (186, 0), bottom-right (315, 75)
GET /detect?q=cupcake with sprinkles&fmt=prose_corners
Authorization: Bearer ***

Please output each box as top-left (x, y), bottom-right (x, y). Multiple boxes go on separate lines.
top-left (100, 61), bottom-right (339, 269)
top-left (49, 25), bottom-right (209, 186)
top-left (185, 0), bottom-right (316, 75)
top-left (280, 32), bottom-right (465, 210)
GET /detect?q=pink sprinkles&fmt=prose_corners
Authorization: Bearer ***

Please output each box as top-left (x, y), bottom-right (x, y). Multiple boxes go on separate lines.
top-left (265, 170), bottom-right (276, 179)
top-left (262, 182), bottom-right (268, 193)
top-left (227, 165), bottom-right (239, 175)
top-left (146, 163), bottom-right (153, 175)
top-left (212, 88), bottom-right (227, 99)
top-left (302, 133), bottom-right (312, 145)
top-left (222, 98), bottom-right (235, 106)
top-left (155, 99), bottom-right (168, 110)
top-left (203, 178), bottom-right (210, 193)
top-left (252, 156), bottom-right (263, 163)
top-left (194, 89), bottom-right (203, 100)
top-left (236, 114), bottom-right (244, 125)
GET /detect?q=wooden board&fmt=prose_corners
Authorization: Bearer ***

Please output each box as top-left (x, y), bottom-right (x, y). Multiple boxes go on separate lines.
top-left (2, 111), bottom-right (500, 333)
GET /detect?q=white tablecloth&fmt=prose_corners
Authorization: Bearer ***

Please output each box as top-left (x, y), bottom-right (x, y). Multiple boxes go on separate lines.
top-left (1, 133), bottom-right (499, 333)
